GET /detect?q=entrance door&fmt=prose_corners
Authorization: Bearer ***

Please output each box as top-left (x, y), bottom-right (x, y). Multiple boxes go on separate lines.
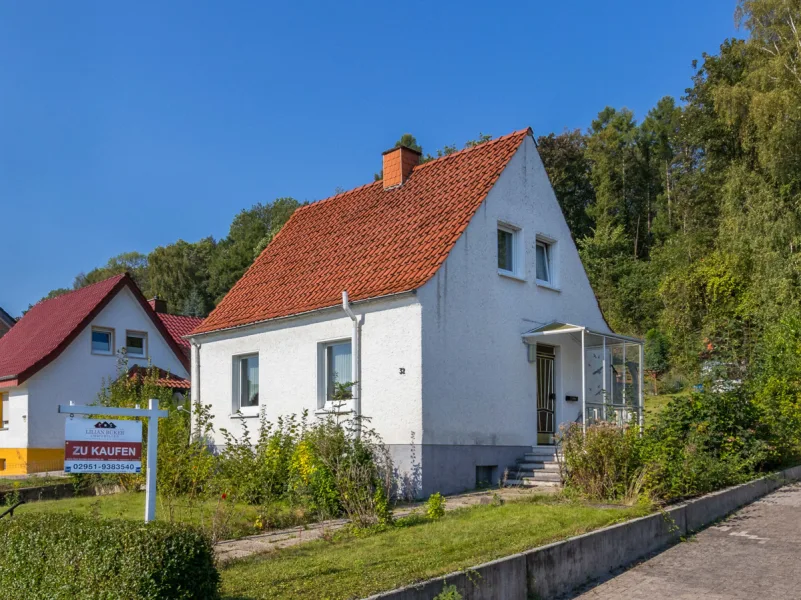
top-left (537, 345), bottom-right (556, 445)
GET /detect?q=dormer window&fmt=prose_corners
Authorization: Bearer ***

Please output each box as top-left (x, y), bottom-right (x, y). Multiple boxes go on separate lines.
top-left (497, 223), bottom-right (523, 279)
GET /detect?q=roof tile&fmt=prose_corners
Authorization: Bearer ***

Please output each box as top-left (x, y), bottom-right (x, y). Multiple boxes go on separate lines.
top-left (195, 128), bottom-right (530, 334)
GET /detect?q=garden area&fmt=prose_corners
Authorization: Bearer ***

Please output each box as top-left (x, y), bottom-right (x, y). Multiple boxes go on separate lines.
top-left (2, 309), bottom-right (801, 600)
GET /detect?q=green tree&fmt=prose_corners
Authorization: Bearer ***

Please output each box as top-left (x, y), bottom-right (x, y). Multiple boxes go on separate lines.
top-left (536, 129), bottom-right (595, 239)
top-left (74, 251), bottom-right (150, 292)
top-left (207, 198), bottom-right (300, 303)
top-left (148, 238), bottom-right (216, 315)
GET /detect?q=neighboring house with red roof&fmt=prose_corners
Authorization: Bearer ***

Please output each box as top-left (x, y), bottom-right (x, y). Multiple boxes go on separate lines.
top-left (189, 129), bottom-right (643, 496)
top-left (0, 307), bottom-right (15, 339)
top-left (0, 274), bottom-right (199, 474)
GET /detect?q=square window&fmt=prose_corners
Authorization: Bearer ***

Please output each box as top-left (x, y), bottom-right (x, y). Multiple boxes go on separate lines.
top-left (91, 328), bottom-right (113, 355)
top-left (125, 332), bottom-right (147, 358)
top-left (325, 341), bottom-right (353, 401)
top-left (234, 354), bottom-right (259, 413)
top-left (536, 240), bottom-right (552, 284)
top-left (497, 228), bottom-right (515, 272)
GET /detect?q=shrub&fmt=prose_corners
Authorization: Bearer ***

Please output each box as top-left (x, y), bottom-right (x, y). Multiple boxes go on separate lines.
top-left (426, 492), bottom-right (446, 520)
top-left (0, 514), bottom-right (219, 600)
top-left (641, 389), bottom-right (770, 500)
top-left (749, 314), bottom-right (801, 464)
top-left (558, 421), bottom-right (643, 501)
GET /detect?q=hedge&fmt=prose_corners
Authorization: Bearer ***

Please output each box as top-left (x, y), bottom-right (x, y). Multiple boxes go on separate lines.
top-left (0, 513), bottom-right (220, 600)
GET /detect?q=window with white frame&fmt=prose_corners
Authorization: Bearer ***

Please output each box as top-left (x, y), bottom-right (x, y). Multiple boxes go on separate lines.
top-left (536, 239), bottom-right (554, 284)
top-left (125, 331), bottom-right (148, 358)
top-left (325, 340), bottom-right (352, 402)
top-left (497, 223), bottom-right (522, 277)
top-left (233, 354), bottom-right (259, 413)
top-left (1, 392), bottom-right (7, 429)
top-left (91, 327), bottom-right (114, 355)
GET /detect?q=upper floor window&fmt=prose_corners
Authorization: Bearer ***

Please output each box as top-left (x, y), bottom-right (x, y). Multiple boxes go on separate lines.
top-left (497, 223), bottom-right (523, 278)
top-left (91, 327), bottom-right (114, 355)
top-left (234, 354), bottom-right (259, 414)
top-left (325, 340), bottom-right (352, 401)
top-left (536, 239), bottom-right (553, 284)
top-left (125, 331), bottom-right (148, 358)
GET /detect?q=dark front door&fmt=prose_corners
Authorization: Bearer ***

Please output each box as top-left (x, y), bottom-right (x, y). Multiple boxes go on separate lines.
top-left (537, 345), bottom-right (556, 445)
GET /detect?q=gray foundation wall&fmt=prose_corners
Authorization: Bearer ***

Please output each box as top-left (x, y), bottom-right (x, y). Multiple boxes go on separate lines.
top-left (388, 444), bottom-right (530, 498)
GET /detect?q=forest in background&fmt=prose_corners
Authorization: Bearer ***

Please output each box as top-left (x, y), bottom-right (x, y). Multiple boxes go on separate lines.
top-left (35, 0), bottom-right (801, 386)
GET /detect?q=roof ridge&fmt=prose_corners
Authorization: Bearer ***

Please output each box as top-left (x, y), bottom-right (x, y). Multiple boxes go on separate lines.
top-left (413, 128), bottom-right (531, 172)
top-left (295, 179), bottom-right (383, 214)
top-left (31, 272), bottom-right (128, 310)
top-left (286, 129), bottom-right (530, 216)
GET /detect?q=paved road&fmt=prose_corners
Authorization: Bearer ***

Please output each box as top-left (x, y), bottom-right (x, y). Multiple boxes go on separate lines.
top-left (573, 482), bottom-right (801, 599)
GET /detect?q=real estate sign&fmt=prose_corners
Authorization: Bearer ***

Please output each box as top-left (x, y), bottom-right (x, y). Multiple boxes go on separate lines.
top-left (64, 419), bottom-right (142, 474)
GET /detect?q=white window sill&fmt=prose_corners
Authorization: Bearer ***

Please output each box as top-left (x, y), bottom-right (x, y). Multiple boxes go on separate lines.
top-left (498, 270), bottom-right (526, 282)
top-left (229, 412), bottom-right (260, 419)
top-left (536, 280), bottom-right (561, 292)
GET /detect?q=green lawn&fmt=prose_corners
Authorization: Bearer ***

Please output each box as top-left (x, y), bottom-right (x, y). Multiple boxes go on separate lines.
top-left (12, 492), bottom-right (287, 539)
top-left (220, 496), bottom-right (651, 600)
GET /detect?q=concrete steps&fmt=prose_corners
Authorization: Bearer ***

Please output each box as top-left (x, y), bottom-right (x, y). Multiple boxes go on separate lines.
top-left (505, 446), bottom-right (563, 489)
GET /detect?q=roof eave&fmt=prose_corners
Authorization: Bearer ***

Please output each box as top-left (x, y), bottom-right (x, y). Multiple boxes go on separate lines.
top-left (188, 289), bottom-right (418, 340)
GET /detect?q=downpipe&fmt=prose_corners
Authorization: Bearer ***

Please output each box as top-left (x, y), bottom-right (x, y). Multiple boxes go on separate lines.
top-left (341, 291), bottom-right (361, 437)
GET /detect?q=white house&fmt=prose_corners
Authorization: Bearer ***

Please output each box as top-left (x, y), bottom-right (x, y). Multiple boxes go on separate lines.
top-left (190, 129), bottom-right (643, 496)
top-left (0, 274), bottom-right (201, 474)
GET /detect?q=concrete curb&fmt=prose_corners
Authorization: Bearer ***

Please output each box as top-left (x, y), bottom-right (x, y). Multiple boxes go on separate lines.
top-left (364, 465), bottom-right (801, 600)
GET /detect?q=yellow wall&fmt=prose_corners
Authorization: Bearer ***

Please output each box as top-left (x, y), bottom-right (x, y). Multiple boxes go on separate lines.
top-left (0, 448), bottom-right (64, 476)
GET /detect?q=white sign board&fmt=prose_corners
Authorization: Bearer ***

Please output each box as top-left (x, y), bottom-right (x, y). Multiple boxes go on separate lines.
top-left (64, 419), bottom-right (142, 474)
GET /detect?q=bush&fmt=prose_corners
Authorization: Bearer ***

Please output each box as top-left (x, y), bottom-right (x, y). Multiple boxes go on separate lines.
top-left (558, 421), bottom-right (643, 501)
top-left (426, 492), bottom-right (446, 520)
top-left (641, 389), bottom-right (770, 500)
top-left (0, 514), bottom-right (219, 600)
top-left (749, 314), bottom-right (801, 464)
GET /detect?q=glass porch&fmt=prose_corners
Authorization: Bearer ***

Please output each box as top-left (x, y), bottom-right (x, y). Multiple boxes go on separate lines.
top-left (522, 322), bottom-right (644, 433)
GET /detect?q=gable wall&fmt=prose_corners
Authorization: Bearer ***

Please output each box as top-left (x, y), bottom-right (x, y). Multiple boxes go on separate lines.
top-left (418, 135), bottom-right (608, 453)
top-left (24, 287), bottom-right (188, 449)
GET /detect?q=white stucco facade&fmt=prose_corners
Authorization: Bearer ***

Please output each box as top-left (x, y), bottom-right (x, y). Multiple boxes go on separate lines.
top-left (193, 135), bottom-right (610, 496)
top-left (192, 294), bottom-right (423, 448)
top-left (0, 287), bottom-right (189, 473)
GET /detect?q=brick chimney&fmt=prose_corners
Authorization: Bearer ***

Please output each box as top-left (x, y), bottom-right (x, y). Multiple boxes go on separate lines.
top-left (382, 145), bottom-right (421, 189)
top-left (148, 296), bottom-right (167, 314)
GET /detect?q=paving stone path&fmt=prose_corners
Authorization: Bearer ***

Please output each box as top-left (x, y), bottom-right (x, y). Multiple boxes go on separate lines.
top-left (572, 482), bottom-right (801, 599)
top-left (215, 486), bottom-right (555, 563)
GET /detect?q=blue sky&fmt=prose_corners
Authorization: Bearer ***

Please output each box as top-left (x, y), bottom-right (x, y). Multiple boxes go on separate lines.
top-left (0, 1), bottom-right (739, 316)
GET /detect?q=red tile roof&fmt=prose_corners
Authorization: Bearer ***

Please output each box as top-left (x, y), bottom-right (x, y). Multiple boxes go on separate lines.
top-left (194, 128), bottom-right (531, 334)
top-left (0, 274), bottom-right (191, 386)
top-left (127, 365), bottom-right (191, 390)
top-left (157, 313), bottom-right (203, 356)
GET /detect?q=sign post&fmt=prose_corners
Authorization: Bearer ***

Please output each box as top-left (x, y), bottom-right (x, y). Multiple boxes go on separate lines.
top-left (59, 400), bottom-right (169, 522)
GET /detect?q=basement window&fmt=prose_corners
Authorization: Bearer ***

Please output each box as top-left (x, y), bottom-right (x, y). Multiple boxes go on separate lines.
top-left (476, 465), bottom-right (498, 489)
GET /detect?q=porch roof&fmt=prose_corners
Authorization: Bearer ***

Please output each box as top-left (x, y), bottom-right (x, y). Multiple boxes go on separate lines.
top-left (521, 322), bottom-right (643, 345)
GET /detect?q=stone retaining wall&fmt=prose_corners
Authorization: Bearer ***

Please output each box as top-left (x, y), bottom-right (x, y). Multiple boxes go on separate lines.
top-left (366, 466), bottom-right (801, 600)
